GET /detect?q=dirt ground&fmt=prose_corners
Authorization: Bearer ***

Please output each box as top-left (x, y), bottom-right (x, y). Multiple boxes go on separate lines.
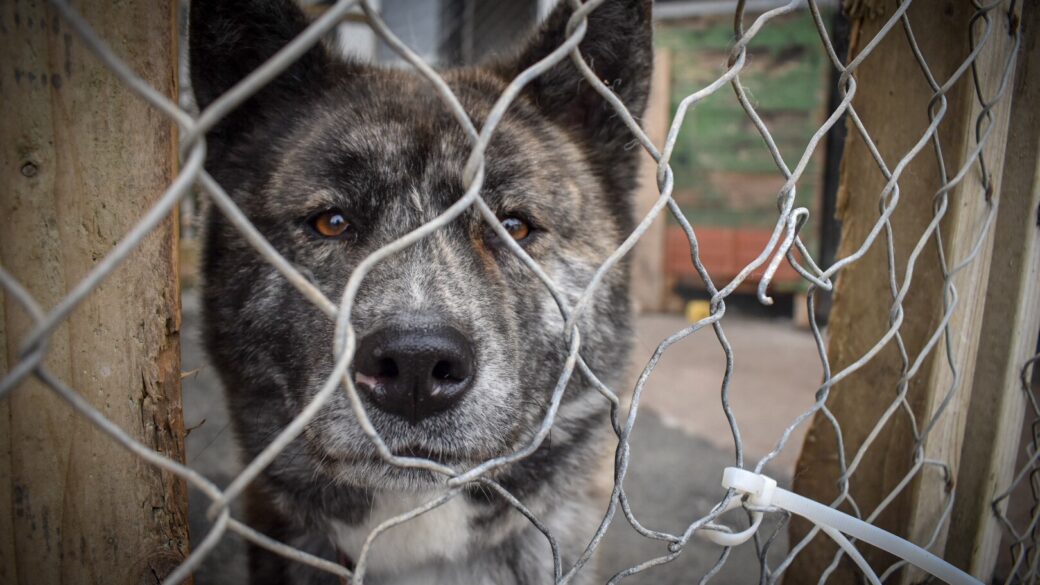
top-left (181, 291), bottom-right (824, 583)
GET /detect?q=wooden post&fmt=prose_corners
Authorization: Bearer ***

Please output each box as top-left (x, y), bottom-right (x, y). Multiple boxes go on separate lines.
top-left (947, 2), bottom-right (1040, 578)
top-left (787, 1), bottom-right (1021, 582)
top-left (631, 50), bottom-right (672, 314)
top-left (0, 1), bottom-right (188, 585)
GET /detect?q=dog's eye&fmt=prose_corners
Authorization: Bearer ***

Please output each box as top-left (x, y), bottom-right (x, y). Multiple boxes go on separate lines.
top-left (309, 209), bottom-right (351, 238)
top-left (500, 217), bottom-right (531, 241)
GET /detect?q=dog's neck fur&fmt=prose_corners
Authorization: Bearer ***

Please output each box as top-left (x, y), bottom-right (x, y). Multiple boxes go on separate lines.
top-left (277, 486), bottom-right (598, 585)
top-left (329, 489), bottom-right (477, 575)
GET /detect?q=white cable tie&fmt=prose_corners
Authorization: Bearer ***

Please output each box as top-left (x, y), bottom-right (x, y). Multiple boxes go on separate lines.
top-left (713, 468), bottom-right (981, 585)
top-left (694, 468), bottom-right (771, 547)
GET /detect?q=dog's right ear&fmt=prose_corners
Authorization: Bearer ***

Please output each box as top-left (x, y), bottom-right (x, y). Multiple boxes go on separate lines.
top-left (190, 0), bottom-right (330, 140)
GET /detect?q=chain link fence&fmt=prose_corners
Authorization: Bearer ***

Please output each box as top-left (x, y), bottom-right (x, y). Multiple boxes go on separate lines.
top-left (0, 0), bottom-right (1033, 583)
top-left (993, 354), bottom-right (1040, 584)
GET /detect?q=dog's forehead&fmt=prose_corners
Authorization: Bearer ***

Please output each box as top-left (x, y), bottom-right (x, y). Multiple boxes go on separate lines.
top-left (279, 73), bottom-right (565, 206)
top-left (316, 70), bottom-right (495, 144)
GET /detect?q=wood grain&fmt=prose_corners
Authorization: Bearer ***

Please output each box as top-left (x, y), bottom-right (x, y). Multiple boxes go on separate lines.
top-left (631, 50), bottom-right (672, 313)
top-left (786, 1), bottom-right (1020, 582)
top-left (0, 1), bottom-right (189, 584)
top-left (947, 2), bottom-right (1040, 578)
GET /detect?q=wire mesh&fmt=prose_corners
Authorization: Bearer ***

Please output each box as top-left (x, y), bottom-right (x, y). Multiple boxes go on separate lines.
top-left (993, 354), bottom-right (1040, 585)
top-left (0, 0), bottom-right (1028, 583)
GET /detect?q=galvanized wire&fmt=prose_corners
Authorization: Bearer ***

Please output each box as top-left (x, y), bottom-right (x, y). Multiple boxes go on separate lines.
top-left (0, 0), bottom-right (1026, 583)
top-left (993, 353), bottom-right (1040, 585)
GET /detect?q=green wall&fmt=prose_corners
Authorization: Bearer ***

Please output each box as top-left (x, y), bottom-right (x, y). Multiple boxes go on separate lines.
top-left (657, 12), bottom-right (832, 231)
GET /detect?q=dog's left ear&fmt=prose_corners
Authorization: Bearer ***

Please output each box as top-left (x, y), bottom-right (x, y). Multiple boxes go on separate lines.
top-left (494, 0), bottom-right (653, 185)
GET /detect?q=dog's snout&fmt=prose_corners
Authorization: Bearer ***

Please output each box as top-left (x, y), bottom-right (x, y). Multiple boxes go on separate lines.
top-left (354, 324), bottom-right (475, 423)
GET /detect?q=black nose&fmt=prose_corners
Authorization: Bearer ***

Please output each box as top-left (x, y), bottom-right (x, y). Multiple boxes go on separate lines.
top-left (353, 323), bottom-right (476, 423)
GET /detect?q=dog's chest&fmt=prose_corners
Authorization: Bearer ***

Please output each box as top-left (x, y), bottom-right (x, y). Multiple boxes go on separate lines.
top-left (329, 490), bottom-right (476, 576)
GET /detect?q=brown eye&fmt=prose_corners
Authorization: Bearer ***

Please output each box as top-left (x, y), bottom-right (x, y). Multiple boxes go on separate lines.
top-left (310, 209), bottom-right (351, 238)
top-left (501, 217), bottom-right (531, 241)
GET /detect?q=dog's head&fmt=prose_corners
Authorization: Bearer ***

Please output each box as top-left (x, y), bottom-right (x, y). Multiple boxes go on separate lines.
top-left (192, 0), bottom-right (653, 492)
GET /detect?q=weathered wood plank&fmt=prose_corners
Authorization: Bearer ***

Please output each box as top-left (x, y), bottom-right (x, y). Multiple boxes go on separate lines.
top-left (0, 1), bottom-right (188, 584)
top-left (947, 2), bottom-right (1040, 578)
top-left (787, 1), bottom-right (1020, 582)
top-left (896, 3), bottom-right (1021, 581)
top-left (631, 50), bottom-right (672, 313)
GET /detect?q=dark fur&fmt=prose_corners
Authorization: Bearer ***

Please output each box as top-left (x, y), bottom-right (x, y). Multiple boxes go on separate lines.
top-left (191, 1), bottom-right (652, 582)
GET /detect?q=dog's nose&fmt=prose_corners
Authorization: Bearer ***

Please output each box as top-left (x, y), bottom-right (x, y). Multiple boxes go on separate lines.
top-left (353, 324), bottom-right (475, 423)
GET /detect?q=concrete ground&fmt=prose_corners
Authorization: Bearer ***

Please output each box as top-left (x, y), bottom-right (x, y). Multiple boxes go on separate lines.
top-left (628, 312), bottom-right (822, 473)
top-left (182, 291), bottom-right (823, 584)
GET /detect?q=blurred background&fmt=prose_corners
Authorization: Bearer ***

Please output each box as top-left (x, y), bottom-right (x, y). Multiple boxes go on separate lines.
top-left (178, 1), bottom-right (850, 582)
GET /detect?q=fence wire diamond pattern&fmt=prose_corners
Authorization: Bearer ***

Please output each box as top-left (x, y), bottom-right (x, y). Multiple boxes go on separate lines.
top-left (0, 0), bottom-right (1027, 583)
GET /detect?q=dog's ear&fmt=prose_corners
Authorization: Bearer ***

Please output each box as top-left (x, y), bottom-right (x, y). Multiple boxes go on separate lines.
top-left (494, 0), bottom-right (653, 178)
top-left (189, 0), bottom-right (331, 144)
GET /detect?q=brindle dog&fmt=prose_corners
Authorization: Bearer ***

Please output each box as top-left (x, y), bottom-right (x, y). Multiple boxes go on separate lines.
top-left (191, 0), bottom-right (652, 582)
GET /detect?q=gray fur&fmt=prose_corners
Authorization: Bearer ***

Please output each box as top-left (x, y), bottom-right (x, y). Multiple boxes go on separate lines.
top-left (190, 0), bottom-right (653, 582)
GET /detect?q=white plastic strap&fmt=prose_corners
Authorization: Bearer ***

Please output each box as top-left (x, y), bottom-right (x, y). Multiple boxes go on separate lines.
top-left (696, 468), bottom-right (982, 585)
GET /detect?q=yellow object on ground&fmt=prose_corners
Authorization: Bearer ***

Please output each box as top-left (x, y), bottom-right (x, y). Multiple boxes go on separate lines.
top-left (685, 300), bottom-right (711, 323)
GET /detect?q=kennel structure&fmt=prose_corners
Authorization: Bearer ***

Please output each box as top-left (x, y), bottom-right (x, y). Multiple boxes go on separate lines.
top-left (1, 1), bottom-right (1039, 584)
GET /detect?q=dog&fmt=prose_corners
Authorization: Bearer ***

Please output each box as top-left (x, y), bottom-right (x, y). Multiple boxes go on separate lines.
top-left (190, 0), bottom-right (652, 582)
